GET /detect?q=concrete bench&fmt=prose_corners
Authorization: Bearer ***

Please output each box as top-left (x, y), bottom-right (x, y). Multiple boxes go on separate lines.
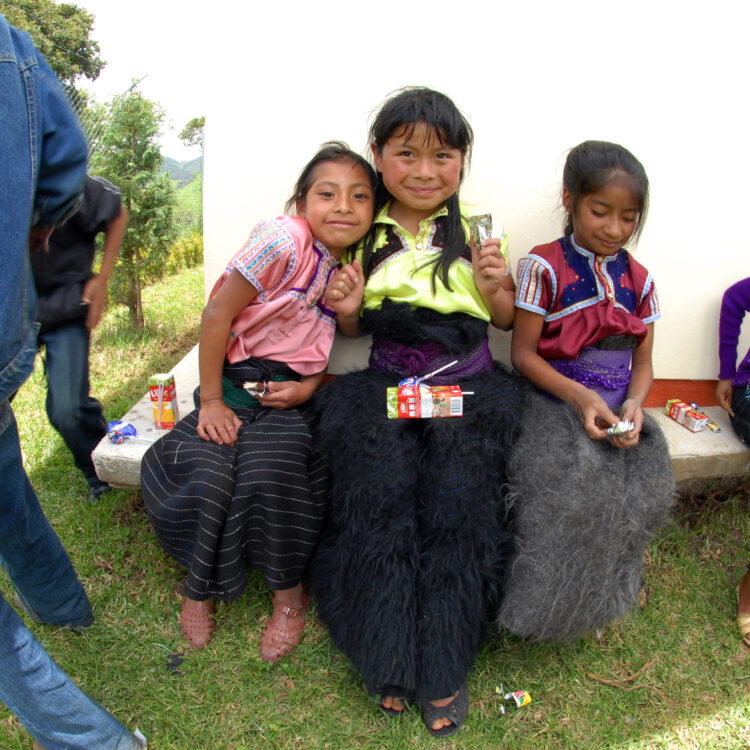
top-left (92, 334), bottom-right (750, 491)
top-left (92, 345), bottom-right (200, 488)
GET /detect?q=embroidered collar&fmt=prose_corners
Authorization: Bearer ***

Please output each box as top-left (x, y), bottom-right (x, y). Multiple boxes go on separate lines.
top-left (312, 237), bottom-right (341, 268)
top-left (569, 233), bottom-right (623, 262)
top-left (374, 200), bottom-right (449, 230)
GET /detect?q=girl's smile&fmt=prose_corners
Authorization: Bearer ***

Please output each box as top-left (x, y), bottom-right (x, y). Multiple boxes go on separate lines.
top-left (564, 178), bottom-right (639, 257)
top-left (372, 122), bottom-right (464, 234)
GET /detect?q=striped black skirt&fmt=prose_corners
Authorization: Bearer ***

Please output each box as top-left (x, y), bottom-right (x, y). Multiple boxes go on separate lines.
top-left (141, 405), bottom-right (328, 600)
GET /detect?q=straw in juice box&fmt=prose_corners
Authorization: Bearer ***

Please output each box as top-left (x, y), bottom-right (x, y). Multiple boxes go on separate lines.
top-left (149, 373), bottom-right (179, 429)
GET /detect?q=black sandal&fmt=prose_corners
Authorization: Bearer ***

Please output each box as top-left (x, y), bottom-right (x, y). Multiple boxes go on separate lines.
top-left (421, 682), bottom-right (469, 738)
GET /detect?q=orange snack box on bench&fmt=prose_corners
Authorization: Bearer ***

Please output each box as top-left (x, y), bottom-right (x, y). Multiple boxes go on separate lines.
top-left (149, 373), bottom-right (179, 429)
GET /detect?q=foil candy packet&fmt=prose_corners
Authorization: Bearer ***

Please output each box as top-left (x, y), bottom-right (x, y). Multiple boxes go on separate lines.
top-left (607, 420), bottom-right (634, 437)
top-left (468, 213), bottom-right (492, 249)
top-left (243, 381), bottom-right (268, 398)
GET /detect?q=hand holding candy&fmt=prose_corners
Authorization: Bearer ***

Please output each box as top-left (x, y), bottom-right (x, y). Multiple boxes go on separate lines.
top-left (609, 398), bottom-right (643, 449)
top-left (470, 237), bottom-right (507, 298)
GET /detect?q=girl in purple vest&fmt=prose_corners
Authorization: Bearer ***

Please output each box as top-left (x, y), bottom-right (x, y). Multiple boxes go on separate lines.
top-left (500, 140), bottom-right (674, 640)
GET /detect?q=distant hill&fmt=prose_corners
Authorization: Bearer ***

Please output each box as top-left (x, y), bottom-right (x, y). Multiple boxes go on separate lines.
top-left (161, 156), bottom-right (203, 188)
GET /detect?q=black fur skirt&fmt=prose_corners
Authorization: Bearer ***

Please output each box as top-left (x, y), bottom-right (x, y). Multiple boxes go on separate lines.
top-left (310, 362), bottom-right (521, 702)
top-left (497, 387), bottom-right (675, 640)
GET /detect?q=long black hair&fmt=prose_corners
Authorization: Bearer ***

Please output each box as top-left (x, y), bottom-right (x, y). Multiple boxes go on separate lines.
top-left (563, 140), bottom-right (649, 242)
top-left (360, 87), bottom-right (473, 290)
top-left (285, 141), bottom-right (376, 213)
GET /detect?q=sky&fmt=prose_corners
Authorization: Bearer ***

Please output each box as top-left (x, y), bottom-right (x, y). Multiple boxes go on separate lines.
top-left (75, 0), bottom-right (207, 160)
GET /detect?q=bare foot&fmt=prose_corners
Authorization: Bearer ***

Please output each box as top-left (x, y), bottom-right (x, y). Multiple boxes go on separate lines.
top-left (381, 695), bottom-right (405, 714)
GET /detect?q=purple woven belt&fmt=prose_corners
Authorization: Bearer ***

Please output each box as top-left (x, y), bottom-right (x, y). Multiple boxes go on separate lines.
top-left (548, 348), bottom-right (632, 410)
top-left (369, 338), bottom-right (493, 383)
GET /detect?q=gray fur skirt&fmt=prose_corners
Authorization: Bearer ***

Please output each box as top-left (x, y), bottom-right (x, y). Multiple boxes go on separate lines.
top-left (497, 387), bottom-right (675, 640)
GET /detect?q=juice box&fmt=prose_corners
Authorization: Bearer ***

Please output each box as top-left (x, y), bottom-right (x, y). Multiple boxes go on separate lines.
top-left (665, 399), bottom-right (708, 432)
top-left (149, 373), bottom-right (179, 429)
top-left (386, 384), bottom-right (464, 419)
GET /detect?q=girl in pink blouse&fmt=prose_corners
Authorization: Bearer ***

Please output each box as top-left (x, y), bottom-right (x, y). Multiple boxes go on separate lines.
top-left (141, 143), bottom-right (375, 657)
top-left (499, 140), bottom-right (674, 641)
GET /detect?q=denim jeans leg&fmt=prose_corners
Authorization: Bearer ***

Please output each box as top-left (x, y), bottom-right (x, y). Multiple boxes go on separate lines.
top-left (0, 591), bottom-right (140, 750)
top-left (0, 402), bottom-right (93, 627)
top-left (39, 323), bottom-right (107, 487)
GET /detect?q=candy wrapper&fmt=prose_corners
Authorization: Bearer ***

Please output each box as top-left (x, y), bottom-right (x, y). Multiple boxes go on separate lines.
top-left (149, 373), bottom-right (179, 429)
top-left (665, 399), bottom-right (708, 432)
top-left (243, 381), bottom-right (268, 398)
top-left (495, 685), bottom-right (532, 717)
top-left (468, 213), bottom-right (493, 249)
top-left (107, 420), bottom-right (137, 444)
top-left (387, 383), bottom-right (464, 419)
top-left (607, 420), bottom-right (634, 437)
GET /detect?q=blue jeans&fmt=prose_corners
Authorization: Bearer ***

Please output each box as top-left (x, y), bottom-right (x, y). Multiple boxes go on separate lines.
top-left (0, 400), bottom-right (93, 627)
top-left (0, 591), bottom-right (140, 750)
top-left (0, 402), bottom-right (139, 748)
top-left (39, 323), bottom-right (107, 487)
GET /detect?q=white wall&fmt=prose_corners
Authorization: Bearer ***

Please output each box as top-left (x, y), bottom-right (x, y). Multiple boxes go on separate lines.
top-left (204, 0), bottom-right (750, 379)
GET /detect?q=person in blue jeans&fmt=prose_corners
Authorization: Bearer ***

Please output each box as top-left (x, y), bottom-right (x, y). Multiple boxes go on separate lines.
top-left (0, 15), bottom-right (145, 749)
top-left (32, 174), bottom-right (128, 503)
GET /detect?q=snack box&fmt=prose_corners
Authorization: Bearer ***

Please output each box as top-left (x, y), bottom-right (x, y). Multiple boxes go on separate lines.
top-left (386, 384), bottom-right (464, 419)
top-left (149, 373), bottom-right (179, 429)
top-left (665, 399), bottom-right (708, 433)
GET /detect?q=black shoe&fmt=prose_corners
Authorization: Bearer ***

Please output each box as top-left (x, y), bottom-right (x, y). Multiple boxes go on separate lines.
top-left (87, 482), bottom-right (112, 504)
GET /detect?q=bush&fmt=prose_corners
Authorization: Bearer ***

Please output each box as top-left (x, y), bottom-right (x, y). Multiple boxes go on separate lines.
top-left (163, 232), bottom-right (204, 276)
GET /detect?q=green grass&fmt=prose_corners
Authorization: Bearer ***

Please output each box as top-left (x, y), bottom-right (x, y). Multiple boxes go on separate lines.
top-left (2, 266), bottom-right (749, 748)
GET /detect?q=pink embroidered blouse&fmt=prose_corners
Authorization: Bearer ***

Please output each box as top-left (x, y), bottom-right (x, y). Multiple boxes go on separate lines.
top-left (210, 216), bottom-right (339, 376)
